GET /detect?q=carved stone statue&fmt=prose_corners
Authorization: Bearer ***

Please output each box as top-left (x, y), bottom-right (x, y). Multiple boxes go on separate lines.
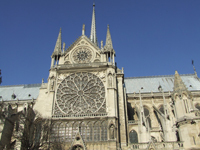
top-left (110, 125), bottom-right (115, 139)
top-left (108, 75), bottom-right (112, 87)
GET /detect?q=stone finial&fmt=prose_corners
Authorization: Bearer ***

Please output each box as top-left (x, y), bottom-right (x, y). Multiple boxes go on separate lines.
top-left (82, 24), bottom-right (85, 35)
top-left (101, 40), bottom-right (103, 49)
top-left (62, 42), bottom-right (66, 53)
top-left (42, 78), bottom-right (44, 83)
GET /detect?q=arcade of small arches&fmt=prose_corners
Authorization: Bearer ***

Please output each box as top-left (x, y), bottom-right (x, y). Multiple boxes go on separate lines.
top-left (50, 120), bottom-right (117, 142)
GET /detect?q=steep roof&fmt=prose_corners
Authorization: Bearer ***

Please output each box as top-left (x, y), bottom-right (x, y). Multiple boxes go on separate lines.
top-left (124, 74), bottom-right (200, 93)
top-left (0, 84), bottom-right (41, 101)
top-left (1, 74), bottom-right (199, 100)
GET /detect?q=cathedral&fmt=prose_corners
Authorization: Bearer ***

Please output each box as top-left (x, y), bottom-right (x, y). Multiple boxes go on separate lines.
top-left (0, 4), bottom-right (200, 150)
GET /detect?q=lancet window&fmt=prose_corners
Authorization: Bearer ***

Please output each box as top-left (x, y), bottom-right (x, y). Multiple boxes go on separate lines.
top-left (101, 121), bottom-right (107, 141)
top-left (159, 105), bottom-right (164, 114)
top-left (144, 107), bottom-right (151, 128)
top-left (50, 120), bottom-right (108, 142)
top-left (129, 130), bottom-right (138, 143)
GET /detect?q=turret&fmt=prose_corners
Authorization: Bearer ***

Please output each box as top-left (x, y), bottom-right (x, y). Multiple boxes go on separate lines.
top-left (104, 25), bottom-right (115, 64)
top-left (172, 71), bottom-right (194, 119)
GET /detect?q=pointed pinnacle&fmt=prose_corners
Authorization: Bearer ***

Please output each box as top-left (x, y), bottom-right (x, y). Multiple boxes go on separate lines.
top-left (52, 28), bottom-right (62, 56)
top-left (104, 24), bottom-right (113, 50)
top-left (173, 70), bottom-right (190, 96)
top-left (90, 3), bottom-right (98, 46)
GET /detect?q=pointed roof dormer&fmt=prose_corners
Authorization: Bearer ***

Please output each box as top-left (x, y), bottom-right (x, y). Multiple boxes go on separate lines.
top-left (173, 71), bottom-right (192, 98)
top-left (104, 25), bottom-right (115, 53)
top-left (52, 28), bottom-right (62, 58)
top-left (90, 3), bottom-right (98, 46)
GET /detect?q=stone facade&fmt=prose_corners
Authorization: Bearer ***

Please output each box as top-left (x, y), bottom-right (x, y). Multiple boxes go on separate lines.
top-left (0, 4), bottom-right (200, 150)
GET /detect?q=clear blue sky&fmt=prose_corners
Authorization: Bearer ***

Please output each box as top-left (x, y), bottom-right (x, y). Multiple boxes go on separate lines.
top-left (1, 0), bottom-right (200, 85)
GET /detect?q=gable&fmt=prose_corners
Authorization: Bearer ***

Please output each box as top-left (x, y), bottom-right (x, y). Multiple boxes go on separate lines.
top-left (59, 35), bottom-right (101, 65)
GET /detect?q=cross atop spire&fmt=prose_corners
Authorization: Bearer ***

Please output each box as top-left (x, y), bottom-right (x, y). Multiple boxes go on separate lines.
top-left (90, 3), bottom-right (98, 46)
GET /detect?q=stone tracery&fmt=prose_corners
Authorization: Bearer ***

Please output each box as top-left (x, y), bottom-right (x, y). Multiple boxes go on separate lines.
top-left (72, 47), bottom-right (92, 63)
top-left (56, 72), bottom-right (106, 115)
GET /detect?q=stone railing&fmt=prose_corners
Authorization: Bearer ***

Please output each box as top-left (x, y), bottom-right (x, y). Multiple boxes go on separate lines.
top-left (129, 141), bottom-right (184, 150)
top-left (52, 113), bottom-right (107, 118)
top-left (59, 62), bottom-right (115, 69)
top-left (128, 120), bottom-right (138, 124)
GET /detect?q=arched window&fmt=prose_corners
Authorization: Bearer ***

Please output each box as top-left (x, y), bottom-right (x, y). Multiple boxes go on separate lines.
top-left (65, 123), bottom-right (70, 142)
top-left (51, 122), bottom-right (60, 142)
top-left (159, 105), bottom-right (164, 114)
top-left (87, 122), bottom-right (93, 141)
top-left (101, 121), bottom-right (107, 141)
top-left (129, 130), bottom-right (138, 143)
top-left (94, 122), bottom-right (100, 141)
top-left (144, 107), bottom-right (151, 128)
top-left (72, 122), bottom-right (79, 140)
top-left (59, 122), bottom-right (65, 142)
top-left (68, 123), bottom-right (73, 142)
top-left (195, 103), bottom-right (200, 110)
top-left (176, 131), bottom-right (180, 141)
top-left (80, 122), bottom-right (86, 141)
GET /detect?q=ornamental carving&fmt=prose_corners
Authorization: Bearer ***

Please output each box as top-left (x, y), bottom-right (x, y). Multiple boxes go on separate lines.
top-left (72, 47), bottom-right (92, 63)
top-left (56, 72), bottom-right (106, 115)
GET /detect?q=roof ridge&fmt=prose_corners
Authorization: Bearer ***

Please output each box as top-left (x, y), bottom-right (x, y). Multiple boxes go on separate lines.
top-left (124, 73), bottom-right (195, 79)
top-left (0, 83), bottom-right (42, 88)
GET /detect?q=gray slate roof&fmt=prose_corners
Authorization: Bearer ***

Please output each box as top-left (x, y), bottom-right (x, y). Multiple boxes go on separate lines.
top-left (1, 74), bottom-right (200, 100)
top-left (124, 74), bottom-right (200, 93)
top-left (0, 84), bottom-right (41, 101)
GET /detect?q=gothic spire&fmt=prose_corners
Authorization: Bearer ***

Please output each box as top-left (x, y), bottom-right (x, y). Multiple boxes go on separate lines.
top-left (173, 71), bottom-right (191, 97)
top-left (52, 28), bottom-right (62, 57)
top-left (104, 25), bottom-right (113, 51)
top-left (90, 3), bottom-right (98, 46)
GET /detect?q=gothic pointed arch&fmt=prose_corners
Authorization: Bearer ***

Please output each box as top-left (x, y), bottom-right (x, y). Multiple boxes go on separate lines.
top-left (109, 124), bottom-right (115, 140)
top-left (70, 131), bottom-right (86, 150)
top-left (158, 104), bottom-right (164, 114)
top-left (101, 120), bottom-right (108, 141)
top-left (129, 130), bottom-right (138, 143)
top-left (143, 106), bottom-right (152, 129)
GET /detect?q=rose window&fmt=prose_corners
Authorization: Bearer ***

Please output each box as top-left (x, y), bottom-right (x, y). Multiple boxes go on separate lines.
top-left (56, 72), bottom-right (106, 115)
top-left (72, 47), bottom-right (92, 63)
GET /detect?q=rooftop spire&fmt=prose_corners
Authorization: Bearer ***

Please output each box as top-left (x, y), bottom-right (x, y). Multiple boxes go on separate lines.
top-left (90, 3), bottom-right (98, 46)
top-left (52, 28), bottom-right (62, 57)
top-left (173, 71), bottom-right (191, 98)
top-left (104, 25), bottom-right (113, 51)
